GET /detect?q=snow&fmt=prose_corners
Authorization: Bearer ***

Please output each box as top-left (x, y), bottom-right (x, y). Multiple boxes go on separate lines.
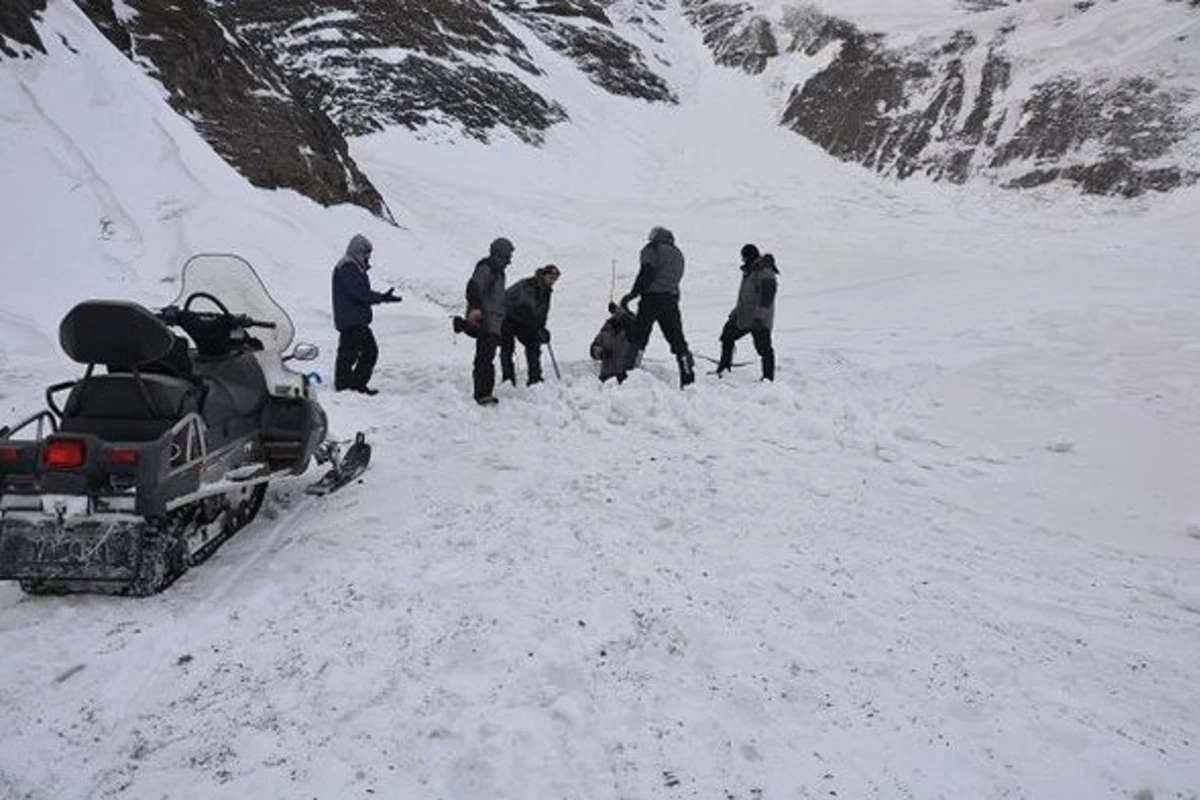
top-left (1, 1), bottom-right (1199, 798)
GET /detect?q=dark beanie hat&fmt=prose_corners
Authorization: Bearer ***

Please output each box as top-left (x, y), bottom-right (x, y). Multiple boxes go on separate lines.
top-left (740, 243), bottom-right (760, 263)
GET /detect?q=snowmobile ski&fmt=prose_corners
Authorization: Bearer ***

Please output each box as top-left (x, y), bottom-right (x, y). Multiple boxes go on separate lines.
top-left (306, 433), bottom-right (371, 496)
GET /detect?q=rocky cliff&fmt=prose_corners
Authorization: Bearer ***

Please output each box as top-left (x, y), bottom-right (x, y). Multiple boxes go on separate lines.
top-left (6, 0), bottom-right (1196, 205)
top-left (684, 0), bottom-right (1200, 196)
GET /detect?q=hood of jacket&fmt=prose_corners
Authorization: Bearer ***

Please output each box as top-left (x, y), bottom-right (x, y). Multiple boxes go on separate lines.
top-left (345, 234), bottom-right (373, 269)
top-left (648, 226), bottom-right (675, 246)
top-left (743, 253), bottom-right (779, 274)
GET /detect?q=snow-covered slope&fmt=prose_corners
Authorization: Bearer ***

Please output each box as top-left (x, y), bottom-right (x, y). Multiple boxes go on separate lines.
top-left (1, 2), bottom-right (1199, 798)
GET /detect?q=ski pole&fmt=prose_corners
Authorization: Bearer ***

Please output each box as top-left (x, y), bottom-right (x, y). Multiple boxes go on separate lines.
top-left (546, 342), bottom-right (562, 379)
top-left (609, 259), bottom-right (616, 303)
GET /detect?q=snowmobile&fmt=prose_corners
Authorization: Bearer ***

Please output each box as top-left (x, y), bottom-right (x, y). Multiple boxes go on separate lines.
top-left (0, 254), bottom-right (370, 596)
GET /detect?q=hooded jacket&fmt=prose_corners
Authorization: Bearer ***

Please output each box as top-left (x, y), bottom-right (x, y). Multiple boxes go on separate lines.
top-left (590, 305), bottom-right (636, 380)
top-left (504, 273), bottom-right (553, 334)
top-left (332, 234), bottom-right (389, 332)
top-left (731, 254), bottom-right (778, 331)
top-left (466, 239), bottom-right (513, 336)
top-left (630, 227), bottom-right (684, 298)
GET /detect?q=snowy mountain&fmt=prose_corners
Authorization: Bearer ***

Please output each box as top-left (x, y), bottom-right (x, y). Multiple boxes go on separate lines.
top-left (5, 0), bottom-right (1198, 207)
top-left (2, 1), bottom-right (1200, 799)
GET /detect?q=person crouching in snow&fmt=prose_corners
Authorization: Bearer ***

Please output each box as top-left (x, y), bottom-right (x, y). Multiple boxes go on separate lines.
top-left (590, 301), bottom-right (636, 383)
top-left (501, 264), bottom-right (559, 386)
top-left (716, 244), bottom-right (778, 381)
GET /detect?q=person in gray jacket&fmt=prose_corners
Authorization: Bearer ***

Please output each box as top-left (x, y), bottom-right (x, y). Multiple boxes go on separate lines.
top-left (716, 244), bottom-right (778, 381)
top-left (618, 226), bottom-right (695, 388)
top-left (463, 237), bottom-right (513, 405)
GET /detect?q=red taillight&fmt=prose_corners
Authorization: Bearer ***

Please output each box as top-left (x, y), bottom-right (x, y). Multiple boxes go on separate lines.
top-left (108, 448), bottom-right (139, 466)
top-left (44, 440), bottom-right (87, 469)
top-left (0, 446), bottom-right (20, 463)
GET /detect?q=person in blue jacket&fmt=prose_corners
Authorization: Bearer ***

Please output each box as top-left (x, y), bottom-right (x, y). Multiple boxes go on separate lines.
top-left (331, 234), bottom-right (400, 394)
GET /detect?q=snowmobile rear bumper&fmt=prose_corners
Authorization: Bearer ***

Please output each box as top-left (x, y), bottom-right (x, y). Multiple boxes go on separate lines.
top-left (0, 514), bottom-right (147, 583)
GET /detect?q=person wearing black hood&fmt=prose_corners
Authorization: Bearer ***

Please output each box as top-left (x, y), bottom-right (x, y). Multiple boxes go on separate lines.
top-left (716, 244), bottom-right (778, 381)
top-left (590, 301), bottom-right (637, 383)
top-left (331, 233), bottom-right (401, 394)
top-left (619, 226), bottom-right (695, 388)
top-left (461, 237), bottom-right (514, 405)
top-left (501, 264), bottom-right (560, 387)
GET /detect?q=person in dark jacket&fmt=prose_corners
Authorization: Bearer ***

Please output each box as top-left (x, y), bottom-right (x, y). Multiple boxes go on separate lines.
top-left (619, 226), bottom-right (695, 388)
top-left (501, 264), bottom-right (559, 386)
top-left (716, 244), bottom-right (778, 381)
top-left (462, 237), bottom-right (513, 405)
top-left (590, 301), bottom-right (636, 383)
top-left (331, 233), bottom-right (401, 394)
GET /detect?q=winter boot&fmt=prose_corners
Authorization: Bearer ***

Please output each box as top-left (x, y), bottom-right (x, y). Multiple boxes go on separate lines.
top-left (677, 351), bottom-right (695, 389)
top-left (475, 395), bottom-right (499, 406)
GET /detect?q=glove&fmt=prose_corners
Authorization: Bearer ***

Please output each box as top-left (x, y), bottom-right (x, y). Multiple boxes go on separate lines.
top-left (539, 328), bottom-right (551, 344)
top-left (381, 288), bottom-right (402, 303)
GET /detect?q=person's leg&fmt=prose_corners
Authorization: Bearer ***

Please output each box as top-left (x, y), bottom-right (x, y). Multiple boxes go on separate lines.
top-left (524, 342), bottom-right (543, 385)
top-left (473, 332), bottom-right (499, 400)
top-left (499, 321), bottom-right (518, 385)
top-left (353, 326), bottom-right (379, 388)
top-left (335, 328), bottom-right (362, 390)
top-left (751, 326), bottom-right (774, 380)
top-left (717, 318), bottom-right (744, 374)
top-left (656, 298), bottom-right (689, 357)
top-left (654, 298), bottom-right (694, 387)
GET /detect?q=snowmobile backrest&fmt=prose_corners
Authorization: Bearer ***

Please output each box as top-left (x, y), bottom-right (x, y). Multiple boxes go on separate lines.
top-left (59, 301), bottom-right (175, 367)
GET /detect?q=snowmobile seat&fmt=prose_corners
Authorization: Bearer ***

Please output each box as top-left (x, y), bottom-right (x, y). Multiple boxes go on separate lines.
top-left (55, 301), bottom-right (204, 441)
top-left (59, 373), bottom-right (202, 442)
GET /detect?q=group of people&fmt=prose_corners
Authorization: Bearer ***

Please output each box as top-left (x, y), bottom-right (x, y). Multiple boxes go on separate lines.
top-left (328, 227), bottom-right (779, 404)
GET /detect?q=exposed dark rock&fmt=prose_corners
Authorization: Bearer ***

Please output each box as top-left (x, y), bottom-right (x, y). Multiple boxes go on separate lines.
top-left (74, 0), bottom-right (130, 56)
top-left (681, 1), bottom-right (777, 74)
top-left (691, 2), bottom-right (1199, 197)
top-left (0, 0), bottom-right (47, 58)
top-left (215, 0), bottom-right (568, 144)
top-left (75, 0), bottom-right (390, 218)
top-left (992, 76), bottom-right (1193, 165)
top-left (514, 5), bottom-right (677, 101)
top-left (1007, 160), bottom-right (1195, 196)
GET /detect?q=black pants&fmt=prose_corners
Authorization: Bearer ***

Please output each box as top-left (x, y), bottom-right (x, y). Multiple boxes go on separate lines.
top-left (335, 325), bottom-right (378, 390)
top-left (629, 293), bottom-right (689, 360)
top-left (500, 320), bottom-right (543, 386)
top-left (473, 332), bottom-right (501, 400)
top-left (719, 318), bottom-right (774, 380)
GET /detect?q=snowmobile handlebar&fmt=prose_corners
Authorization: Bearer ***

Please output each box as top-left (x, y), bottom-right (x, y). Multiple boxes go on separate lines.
top-left (157, 305), bottom-right (276, 331)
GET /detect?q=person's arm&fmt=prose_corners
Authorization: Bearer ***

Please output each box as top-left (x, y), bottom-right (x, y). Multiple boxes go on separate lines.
top-left (621, 248), bottom-right (656, 307)
top-left (466, 262), bottom-right (491, 310)
top-left (759, 275), bottom-right (777, 308)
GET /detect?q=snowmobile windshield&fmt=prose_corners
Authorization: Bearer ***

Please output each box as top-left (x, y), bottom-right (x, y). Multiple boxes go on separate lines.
top-left (172, 254), bottom-right (295, 353)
